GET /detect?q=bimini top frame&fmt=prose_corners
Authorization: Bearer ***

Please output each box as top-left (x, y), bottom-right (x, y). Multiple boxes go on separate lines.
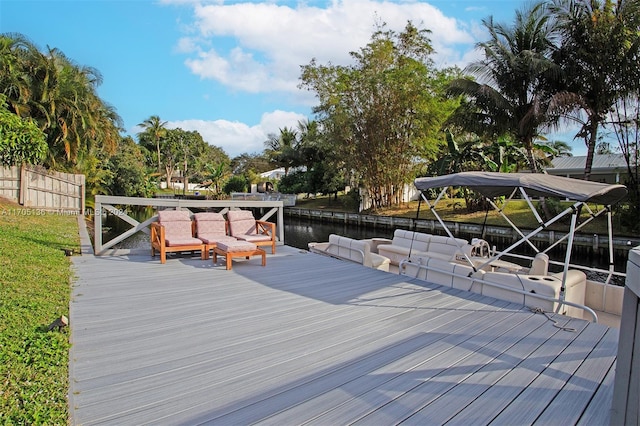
top-left (414, 172), bottom-right (628, 205)
top-left (413, 172), bottom-right (628, 312)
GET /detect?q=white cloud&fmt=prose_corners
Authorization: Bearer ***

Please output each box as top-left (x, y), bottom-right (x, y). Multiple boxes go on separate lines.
top-left (152, 0), bottom-right (482, 157)
top-left (165, 110), bottom-right (308, 157)
top-left (179, 0), bottom-right (475, 93)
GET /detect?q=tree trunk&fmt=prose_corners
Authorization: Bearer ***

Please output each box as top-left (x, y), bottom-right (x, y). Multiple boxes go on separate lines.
top-left (165, 165), bottom-right (173, 189)
top-left (183, 159), bottom-right (188, 196)
top-left (583, 120), bottom-right (599, 181)
top-left (156, 138), bottom-right (161, 176)
top-left (524, 137), bottom-right (538, 173)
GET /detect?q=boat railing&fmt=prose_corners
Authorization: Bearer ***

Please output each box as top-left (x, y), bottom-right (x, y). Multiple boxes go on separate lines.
top-left (399, 258), bottom-right (599, 323)
top-left (495, 251), bottom-right (627, 283)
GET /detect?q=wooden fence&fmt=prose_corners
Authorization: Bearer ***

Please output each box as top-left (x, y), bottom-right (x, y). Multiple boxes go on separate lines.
top-left (0, 165), bottom-right (85, 213)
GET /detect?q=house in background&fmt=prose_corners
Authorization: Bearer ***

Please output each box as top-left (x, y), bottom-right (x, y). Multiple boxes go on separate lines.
top-left (259, 168), bottom-right (287, 180)
top-left (546, 153), bottom-right (631, 184)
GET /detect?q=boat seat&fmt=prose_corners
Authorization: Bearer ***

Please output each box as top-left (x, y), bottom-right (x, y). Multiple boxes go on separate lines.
top-left (310, 234), bottom-right (391, 272)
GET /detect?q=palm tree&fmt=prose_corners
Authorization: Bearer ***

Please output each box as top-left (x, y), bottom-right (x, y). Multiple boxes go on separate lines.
top-left (549, 0), bottom-right (640, 180)
top-left (0, 33), bottom-right (35, 117)
top-left (0, 33), bottom-right (123, 168)
top-left (430, 130), bottom-right (497, 175)
top-left (447, 1), bottom-right (559, 173)
top-left (545, 140), bottom-right (573, 158)
top-left (199, 162), bottom-right (230, 197)
top-left (138, 115), bottom-right (167, 177)
top-left (264, 126), bottom-right (300, 176)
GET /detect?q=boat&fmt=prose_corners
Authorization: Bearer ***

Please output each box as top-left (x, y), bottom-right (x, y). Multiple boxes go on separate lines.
top-left (310, 172), bottom-right (629, 326)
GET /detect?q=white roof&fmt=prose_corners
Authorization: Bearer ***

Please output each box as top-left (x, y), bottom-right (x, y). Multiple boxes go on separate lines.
top-left (548, 154), bottom-right (628, 173)
top-left (259, 168), bottom-right (286, 179)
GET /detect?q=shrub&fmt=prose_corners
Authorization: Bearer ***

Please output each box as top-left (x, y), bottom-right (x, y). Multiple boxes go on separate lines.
top-left (223, 175), bottom-right (248, 194)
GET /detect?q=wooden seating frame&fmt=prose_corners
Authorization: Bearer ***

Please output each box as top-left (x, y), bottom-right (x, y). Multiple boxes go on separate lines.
top-left (150, 213), bottom-right (206, 264)
top-left (226, 210), bottom-right (277, 254)
top-left (213, 245), bottom-right (266, 270)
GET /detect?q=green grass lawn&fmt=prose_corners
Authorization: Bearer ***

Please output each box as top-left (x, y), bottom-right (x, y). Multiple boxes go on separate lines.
top-left (0, 198), bottom-right (80, 424)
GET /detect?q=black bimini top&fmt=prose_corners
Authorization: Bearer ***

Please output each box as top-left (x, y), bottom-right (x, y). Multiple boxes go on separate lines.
top-left (414, 172), bottom-right (628, 205)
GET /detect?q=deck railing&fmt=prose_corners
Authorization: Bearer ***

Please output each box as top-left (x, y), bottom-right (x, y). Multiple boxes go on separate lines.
top-left (93, 195), bottom-right (284, 256)
top-left (611, 246), bottom-right (640, 424)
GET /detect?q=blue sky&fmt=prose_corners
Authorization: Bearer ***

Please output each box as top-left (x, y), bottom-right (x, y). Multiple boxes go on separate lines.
top-left (1, 0), bottom-right (585, 158)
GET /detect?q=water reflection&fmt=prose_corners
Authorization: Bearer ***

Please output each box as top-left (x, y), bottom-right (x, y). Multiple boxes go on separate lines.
top-left (283, 218), bottom-right (394, 250)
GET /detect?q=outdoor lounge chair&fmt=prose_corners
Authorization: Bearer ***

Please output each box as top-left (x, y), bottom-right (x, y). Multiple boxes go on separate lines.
top-left (150, 210), bottom-right (206, 264)
top-left (194, 212), bottom-right (238, 259)
top-left (226, 209), bottom-right (277, 254)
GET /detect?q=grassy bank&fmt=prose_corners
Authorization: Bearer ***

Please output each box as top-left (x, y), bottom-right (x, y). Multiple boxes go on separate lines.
top-left (0, 198), bottom-right (80, 424)
top-left (294, 194), bottom-right (625, 236)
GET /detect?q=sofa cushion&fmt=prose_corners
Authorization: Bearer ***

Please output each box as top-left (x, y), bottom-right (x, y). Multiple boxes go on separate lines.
top-left (391, 229), bottom-right (431, 251)
top-left (378, 231), bottom-right (469, 266)
top-left (158, 210), bottom-right (191, 223)
top-left (427, 236), bottom-right (470, 260)
top-left (453, 264), bottom-right (482, 292)
top-left (425, 257), bottom-right (456, 288)
top-left (194, 212), bottom-right (227, 236)
top-left (198, 235), bottom-right (237, 244)
top-left (158, 210), bottom-right (199, 245)
top-left (227, 210), bottom-right (258, 235)
top-left (349, 239), bottom-right (370, 264)
top-left (323, 234), bottom-right (390, 271)
top-left (165, 236), bottom-right (203, 246)
top-left (217, 241), bottom-right (257, 252)
top-left (235, 234), bottom-right (273, 243)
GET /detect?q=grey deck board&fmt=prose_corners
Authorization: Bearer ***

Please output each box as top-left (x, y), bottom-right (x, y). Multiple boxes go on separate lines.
top-left (69, 246), bottom-right (618, 425)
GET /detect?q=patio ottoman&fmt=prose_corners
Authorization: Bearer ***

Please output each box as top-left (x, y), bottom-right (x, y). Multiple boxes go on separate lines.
top-left (213, 241), bottom-right (266, 270)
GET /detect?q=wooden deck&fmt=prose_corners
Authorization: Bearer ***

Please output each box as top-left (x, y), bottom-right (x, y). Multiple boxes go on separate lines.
top-left (69, 246), bottom-right (618, 425)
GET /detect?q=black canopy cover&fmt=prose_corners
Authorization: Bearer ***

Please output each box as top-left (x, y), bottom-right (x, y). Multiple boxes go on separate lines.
top-left (414, 172), bottom-right (628, 205)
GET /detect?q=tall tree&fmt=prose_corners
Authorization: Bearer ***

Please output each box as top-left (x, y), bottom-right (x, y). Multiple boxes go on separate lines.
top-left (447, 1), bottom-right (559, 173)
top-left (609, 94), bottom-right (640, 230)
top-left (264, 126), bottom-right (300, 175)
top-left (137, 115), bottom-right (167, 178)
top-left (300, 21), bottom-right (456, 209)
top-left (0, 33), bottom-right (121, 169)
top-left (0, 33), bottom-right (35, 117)
top-left (160, 128), bottom-right (207, 190)
top-left (550, 0), bottom-right (640, 180)
top-left (105, 136), bottom-right (154, 197)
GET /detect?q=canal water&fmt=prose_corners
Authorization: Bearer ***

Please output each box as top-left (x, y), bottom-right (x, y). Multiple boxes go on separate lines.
top-left (283, 217), bottom-right (395, 249)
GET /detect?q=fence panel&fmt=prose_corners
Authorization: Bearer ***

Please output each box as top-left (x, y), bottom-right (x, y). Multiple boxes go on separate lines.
top-left (0, 165), bottom-right (85, 213)
top-left (0, 166), bottom-right (20, 200)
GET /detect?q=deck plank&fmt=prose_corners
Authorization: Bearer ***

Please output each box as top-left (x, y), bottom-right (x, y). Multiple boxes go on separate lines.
top-left (69, 247), bottom-right (618, 425)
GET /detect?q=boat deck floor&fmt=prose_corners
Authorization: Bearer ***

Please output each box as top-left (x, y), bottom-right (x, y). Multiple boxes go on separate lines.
top-left (69, 246), bottom-right (618, 425)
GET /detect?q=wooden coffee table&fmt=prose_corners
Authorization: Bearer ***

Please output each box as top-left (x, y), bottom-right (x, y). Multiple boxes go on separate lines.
top-left (213, 241), bottom-right (266, 270)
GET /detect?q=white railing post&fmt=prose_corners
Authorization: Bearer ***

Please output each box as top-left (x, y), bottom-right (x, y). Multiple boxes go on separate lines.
top-left (94, 197), bottom-right (103, 255)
